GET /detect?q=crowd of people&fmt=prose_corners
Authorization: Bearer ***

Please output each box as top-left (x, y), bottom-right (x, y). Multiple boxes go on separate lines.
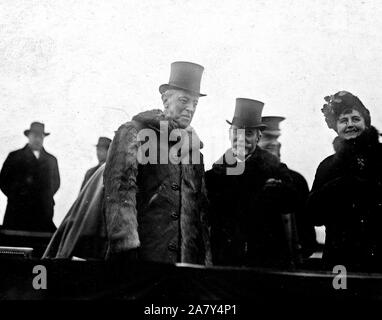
top-left (1, 61), bottom-right (381, 272)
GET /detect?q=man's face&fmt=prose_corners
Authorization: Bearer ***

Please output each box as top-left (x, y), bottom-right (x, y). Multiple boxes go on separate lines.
top-left (258, 133), bottom-right (281, 159)
top-left (96, 146), bottom-right (108, 163)
top-left (164, 89), bottom-right (199, 129)
top-left (229, 125), bottom-right (260, 159)
top-left (28, 132), bottom-right (44, 150)
top-left (336, 109), bottom-right (366, 140)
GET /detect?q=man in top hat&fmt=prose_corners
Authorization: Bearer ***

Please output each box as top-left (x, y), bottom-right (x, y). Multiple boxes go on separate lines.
top-left (0, 122), bottom-right (60, 232)
top-left (259, 116), bottom-right (317, 259)
top-left (102, 61), bottom-right (211, 264)
top-left (80, 137), bottom-right (111, 191)
top-left (205, 99), bottom-right (298, 268)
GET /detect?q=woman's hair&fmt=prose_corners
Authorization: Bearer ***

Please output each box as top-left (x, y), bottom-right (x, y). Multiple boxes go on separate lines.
top-left (321, 91), bottom-right (371, 130)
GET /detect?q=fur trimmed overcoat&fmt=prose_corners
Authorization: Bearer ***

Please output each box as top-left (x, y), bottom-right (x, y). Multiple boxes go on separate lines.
top-left (103, 109), bottom-right (211, 265)
top-left (0, 145), bottom-right (60, 232)
top-left (308, 126), bottom-right (382, 270)
top-left (44, 110), bottom-right (211, 264)
top-left (205, 147), bottom-right (298, 267)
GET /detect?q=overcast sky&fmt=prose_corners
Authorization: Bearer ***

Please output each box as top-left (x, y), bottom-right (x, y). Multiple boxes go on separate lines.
top-left (1, 0), bottom-right (382, 226)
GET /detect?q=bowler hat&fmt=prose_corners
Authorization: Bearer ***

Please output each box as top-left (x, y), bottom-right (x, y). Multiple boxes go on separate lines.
top-left (261, 116), bottom-right (285, 136)
top-left (226, 98), bottom-right (267, 129)
top-left (159, 61), bottom-right (206, 97)
top-left (95, 137), bottom-right (112, 149)
top-left (24, 122), bottom-right (50, 137)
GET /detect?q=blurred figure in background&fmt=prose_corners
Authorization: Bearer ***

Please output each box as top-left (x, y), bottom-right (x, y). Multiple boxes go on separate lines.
top-left (0, 122), bottom-right (60, 232)
top-left (80, 137), bottom-right (111, 191)
top-left (259, 116), bottom-right (317, 260)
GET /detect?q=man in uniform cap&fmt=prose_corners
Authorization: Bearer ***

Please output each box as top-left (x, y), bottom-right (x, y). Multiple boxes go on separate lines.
top-left (259, 116), bottom-right (317, 259)
top-left (0, 122), bottom-right (60, 232)
top-left (205, 99), bottom-right (298, 268)
top-left (80, 137), bottom-right (111, 191)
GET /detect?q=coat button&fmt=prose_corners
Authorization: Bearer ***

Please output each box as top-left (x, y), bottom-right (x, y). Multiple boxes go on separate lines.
top-left (171, 183), bottom-right (180, 191)
top-left (168, 242), bottom-right (178, 251)
top-left (170, 211), bottom-right (179, 220)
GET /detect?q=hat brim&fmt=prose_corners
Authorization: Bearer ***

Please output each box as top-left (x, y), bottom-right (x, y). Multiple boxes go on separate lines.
top-left (226, 120), bottom-right (267, 130)
top-left (159, 84), bottom-right (206, 97)
top-left (24, 130), bottom-right (50, 137)
top-left (262, 129), bottom-right (282, 136)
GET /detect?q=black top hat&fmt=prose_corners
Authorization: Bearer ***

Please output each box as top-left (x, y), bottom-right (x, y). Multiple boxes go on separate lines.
top-left (95, 137), bottom-right (112, 149)
top-left (226, 98), bottom-right (267, 129)
top-left (261, 116), bottom-right (285, 136)
top-left (159, 61), bottom-right (206, 97)
top-left (24, 122), bottom-right (50, 137)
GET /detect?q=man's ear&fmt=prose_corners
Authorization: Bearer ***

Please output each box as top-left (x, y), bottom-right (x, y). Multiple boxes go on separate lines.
top-left (161, 93), bottom-right (168, 106)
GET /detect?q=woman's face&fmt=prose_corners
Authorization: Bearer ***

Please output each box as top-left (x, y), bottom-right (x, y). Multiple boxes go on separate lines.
top-left (336, 109), bottom-right (366, 140)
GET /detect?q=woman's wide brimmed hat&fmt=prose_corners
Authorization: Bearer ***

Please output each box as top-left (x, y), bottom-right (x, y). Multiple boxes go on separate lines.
top-left (226, 98), bottom-right (267, 129)
top-left (24, 122), bottom-right (50, 137)
top-left (321, 91), bottom-right (371, 130)
top-left (159, 61), bottom-right (206, 97)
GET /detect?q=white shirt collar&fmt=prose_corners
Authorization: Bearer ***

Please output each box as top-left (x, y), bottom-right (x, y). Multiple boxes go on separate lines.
top-left (33, 150), bottom-right (40, 159)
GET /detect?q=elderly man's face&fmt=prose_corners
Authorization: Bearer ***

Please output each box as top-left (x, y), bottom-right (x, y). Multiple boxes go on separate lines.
top-left (229, 125), bottom-right (260, 160)
top-left (164, 89), bottom-right (199, 129)
top-left (258, 133), bottom-right (281, 159)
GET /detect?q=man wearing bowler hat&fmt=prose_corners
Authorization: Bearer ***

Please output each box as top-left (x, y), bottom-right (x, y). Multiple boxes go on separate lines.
top-left (259, 116), bottom-right (317, 259)
top-left (102, 61), bottom-right (211, 264)
top-left (80, 137), bottom-right (111, 191)
top-left (0, 122), bottom-right (60, 232)
top-left (205, 99), bottom-right (298, 268)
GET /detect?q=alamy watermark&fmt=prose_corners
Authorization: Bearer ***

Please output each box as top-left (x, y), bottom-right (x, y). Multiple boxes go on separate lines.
top-left (332, 265), bottom-right (347, 290)
top-left (32, 265), bottom-right (47, 290)
top-left (136, 121), bottom-right (246, 175)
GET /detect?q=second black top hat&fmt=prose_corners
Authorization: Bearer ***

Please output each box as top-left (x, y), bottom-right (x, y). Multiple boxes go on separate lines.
top-left (226, 98), bottom-right (267, 129)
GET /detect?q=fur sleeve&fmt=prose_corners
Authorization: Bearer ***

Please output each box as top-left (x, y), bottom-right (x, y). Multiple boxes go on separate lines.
top-left (103, 122), bottom-right (141, 253)
top-left (200, 172), bottom-right (212, 266)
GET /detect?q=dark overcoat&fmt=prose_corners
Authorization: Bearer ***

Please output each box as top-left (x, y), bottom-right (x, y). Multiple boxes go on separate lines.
top-left (0, 145), bottom-right (60, 232)
top-left (308, 126), bottom-right (382, 271)
top-left (205, 147), bottom-right (297, 268)
top-left (288, 168), bottom-right (317, 258)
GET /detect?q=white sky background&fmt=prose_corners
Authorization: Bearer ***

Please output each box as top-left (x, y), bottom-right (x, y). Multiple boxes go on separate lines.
top-left (1, 0), bottom-right (382, 227)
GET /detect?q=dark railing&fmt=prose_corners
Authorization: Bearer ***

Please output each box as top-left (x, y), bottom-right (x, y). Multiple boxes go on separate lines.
top-left (0, 226), bottom-right (381, 301)
top-left (0, 258), bottom-right (382, 301)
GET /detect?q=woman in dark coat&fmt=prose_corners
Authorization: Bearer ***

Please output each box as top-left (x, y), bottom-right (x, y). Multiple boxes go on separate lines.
top-left (308, 91), bottom-right (382, 271)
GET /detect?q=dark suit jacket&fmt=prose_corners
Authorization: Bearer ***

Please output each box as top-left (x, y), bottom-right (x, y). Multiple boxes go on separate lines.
top-left (205, 147), bottom-right (297, 267)
top-left (0, 144), bottom-right (60, 232)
